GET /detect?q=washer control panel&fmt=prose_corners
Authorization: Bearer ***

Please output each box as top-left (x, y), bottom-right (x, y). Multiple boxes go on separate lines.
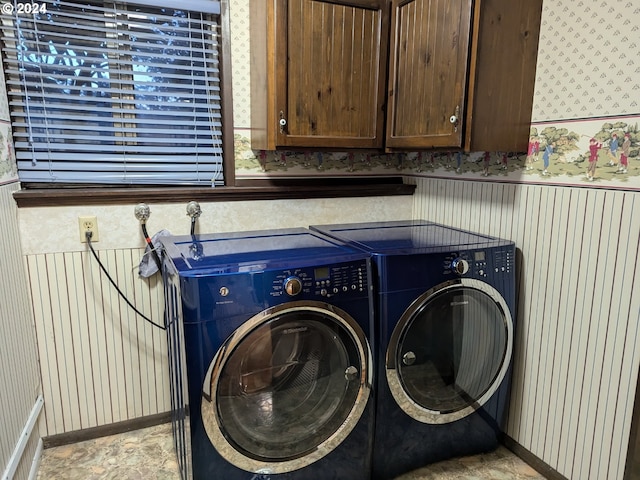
top-left (269, 260), bottom-right (368, 299)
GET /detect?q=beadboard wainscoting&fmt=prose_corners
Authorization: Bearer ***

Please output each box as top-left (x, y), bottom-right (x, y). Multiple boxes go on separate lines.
top-left (410, 176), bottom-right (640, 480)
top-left (26, 247), bottom-right (170, 436)
top-left (16, 181), bottom-right (640, 480)
top-left (0, 182), bottom-right (42, 480)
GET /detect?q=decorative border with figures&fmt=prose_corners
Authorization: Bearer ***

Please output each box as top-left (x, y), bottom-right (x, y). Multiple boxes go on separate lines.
top-left (235, 114), bottom-right (639, 190)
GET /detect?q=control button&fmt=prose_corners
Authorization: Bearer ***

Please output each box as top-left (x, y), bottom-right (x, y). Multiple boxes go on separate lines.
top-left (451, 258), bottom-right (469, 275)
top-left (320, 288), bottom-right (328, 296)
top-left (219, 286), bottom-right (229, 297)
top-left (343, 286), bottom-right (348, 292)
top-left (284, 277), bottom-right (302, 296)
top-left (333, 287), bottom-right (339, 294)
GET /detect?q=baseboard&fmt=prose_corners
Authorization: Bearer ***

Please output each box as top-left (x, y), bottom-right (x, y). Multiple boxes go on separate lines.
top-left (2, 395), bottom-right (43, 480)
top-left (42, 412), bottom-right (172, 449)
top-left (27, 439), bottom-right (43, 480)
top-left (502, 435), bottom-right (569, 480)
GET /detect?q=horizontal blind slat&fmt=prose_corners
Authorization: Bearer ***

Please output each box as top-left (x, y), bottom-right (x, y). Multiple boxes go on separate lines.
top-left (9, 102), bottom-right (221, 116)
top-left (1, 3), bottom-right (220, 28)
top-left (17, 158), bottom-right (223, 169)
top-left (4, 63), bottom-right (221, 80)
top-left (16, 152), bottom-right (222, 162)
top-left (17, 171), bottom-right (224, 185)
top-left (7, 83), bottom-right (220, 98)
top-left (13, 125), bottom-right (223, 135)
top-left (1, 34), bottom-right (221, 60)
top-left (35, 0), bottom-right (221, 16)
top-left (15, 143), bottom-right (222, 153)
top-left (11, 120), bottom-right (222, 131)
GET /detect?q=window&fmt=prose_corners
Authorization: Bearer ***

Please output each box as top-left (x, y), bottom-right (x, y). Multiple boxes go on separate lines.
top-left (1, 0), bottom-right (226, 186)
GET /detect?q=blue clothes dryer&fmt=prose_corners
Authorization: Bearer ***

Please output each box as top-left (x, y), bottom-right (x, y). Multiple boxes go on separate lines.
top-left (161, 228), bottom-right (375, 480)
top-left (310, 220), bottom-right (516, 480)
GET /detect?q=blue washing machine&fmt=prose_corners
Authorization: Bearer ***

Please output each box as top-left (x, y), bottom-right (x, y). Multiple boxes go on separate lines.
top-left (161, 228), bottom-right (376, 480)
top-left (310, 220), bottom-right (516, 479)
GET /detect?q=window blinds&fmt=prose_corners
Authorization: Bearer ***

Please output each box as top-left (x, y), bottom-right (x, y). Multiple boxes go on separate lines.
top-left (1, 0), bottom-right (224, 186)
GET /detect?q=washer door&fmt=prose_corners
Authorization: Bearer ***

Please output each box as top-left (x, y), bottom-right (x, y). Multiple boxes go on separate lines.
top-left (201, 300), bottom-right (372, 474)
top-left (386, 278), bottom-right (513, 424)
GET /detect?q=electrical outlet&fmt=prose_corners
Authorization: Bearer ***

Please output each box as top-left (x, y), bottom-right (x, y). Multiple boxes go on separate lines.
top-left (78, 216), bottom-right (99, 243)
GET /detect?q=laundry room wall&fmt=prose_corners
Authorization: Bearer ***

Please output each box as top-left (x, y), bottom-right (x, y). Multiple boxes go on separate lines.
top-left (409, 1), bottom-right (640, 479)
top-left (0, 182), bottom-right (42, 479)
top-left (0, 59), bottom-right (42, 479)
top-left (411, 178), bottom-right (639, 480)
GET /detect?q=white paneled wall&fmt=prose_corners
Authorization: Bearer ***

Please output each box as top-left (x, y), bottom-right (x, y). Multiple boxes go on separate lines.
top-left (27, 248), bottom-right (170, 436)
top-left (411, 177), bottom-right (640, 480)
top-left (0, 182), bottom-right (41, 480)
top-left (17, 178), bottom-right (640, 479)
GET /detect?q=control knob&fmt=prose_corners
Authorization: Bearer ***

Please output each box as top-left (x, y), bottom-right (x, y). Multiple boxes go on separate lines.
top-left (284, 276), bottom-right (302, 296)
top-left (451, 257), bottom-right (469, 275)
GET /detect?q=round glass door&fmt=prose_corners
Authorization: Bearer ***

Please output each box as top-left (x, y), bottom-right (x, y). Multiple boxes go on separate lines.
top-left (386, 278), bottom-right (513, 424)
top-left (201, 301), bottom-right (372, 474)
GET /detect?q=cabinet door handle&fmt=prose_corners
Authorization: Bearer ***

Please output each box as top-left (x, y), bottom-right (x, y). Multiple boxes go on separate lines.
top-left (279, 111), bottom-right (287, 134)
top-left (449, 105), bottom-right (460, 132)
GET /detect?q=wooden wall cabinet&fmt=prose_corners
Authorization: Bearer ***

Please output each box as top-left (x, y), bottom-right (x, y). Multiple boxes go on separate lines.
top-left (251, 0), bottom-right (389, 151)
top-left (386, 0), bottom-right (473, 150)
top-left (251, 0), bottom-right (543, 153)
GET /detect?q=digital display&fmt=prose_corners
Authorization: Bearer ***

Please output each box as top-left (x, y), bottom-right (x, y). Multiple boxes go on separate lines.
top-left (474, 251), bottom-right (485, 261)
top-left (315, 266), bottom-right (330, 280)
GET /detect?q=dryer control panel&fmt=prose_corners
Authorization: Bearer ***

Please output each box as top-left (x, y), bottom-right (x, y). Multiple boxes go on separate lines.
top-left (444, 248), bottom-right (513, 279)
top-left (269, 260), bottom-right (369, 299)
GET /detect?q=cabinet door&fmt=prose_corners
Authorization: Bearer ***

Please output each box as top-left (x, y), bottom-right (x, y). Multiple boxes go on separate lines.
top-left (275, 0), bottom-right (388, 149)
top-left (465, 0), bottom-right (543, 152)
top-left (385, 0), bottom-right (472, 149)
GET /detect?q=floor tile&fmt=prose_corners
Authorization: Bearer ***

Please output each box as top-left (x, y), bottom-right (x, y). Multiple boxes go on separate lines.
top-left (37, 423), bottom-right (547, 479)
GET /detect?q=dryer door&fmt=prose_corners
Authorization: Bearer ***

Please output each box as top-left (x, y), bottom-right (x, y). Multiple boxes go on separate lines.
top-left (201, 300), bottom-right (372, 474)
top-left (386, 278), bottom-right (513, 424)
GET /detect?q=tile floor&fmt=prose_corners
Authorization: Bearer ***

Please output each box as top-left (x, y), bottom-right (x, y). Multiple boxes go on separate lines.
top-left (37, 423), bottom-right (547, 479)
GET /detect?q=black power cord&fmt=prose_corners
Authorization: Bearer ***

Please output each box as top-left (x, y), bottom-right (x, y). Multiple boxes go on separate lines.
top-left (86, 231), bottom-right (166, 330)
top-left (141, 223), bottom-right (163, 272)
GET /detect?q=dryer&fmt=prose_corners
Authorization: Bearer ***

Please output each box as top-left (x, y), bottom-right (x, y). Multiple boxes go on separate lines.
top-left (161, 228), bottom-right (375, 479)
top-left (310, 220), bottom-right (516, 479)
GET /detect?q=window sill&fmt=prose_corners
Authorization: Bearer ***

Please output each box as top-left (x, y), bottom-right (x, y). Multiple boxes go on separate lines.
top-left (13, 177), bottom-right (415, 207)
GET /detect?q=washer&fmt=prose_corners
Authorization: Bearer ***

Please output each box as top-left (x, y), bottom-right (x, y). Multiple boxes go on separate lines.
top-left (310, 220), bottom-right (516, 479)
top-left (161, 228), bottom-right (375, 480)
